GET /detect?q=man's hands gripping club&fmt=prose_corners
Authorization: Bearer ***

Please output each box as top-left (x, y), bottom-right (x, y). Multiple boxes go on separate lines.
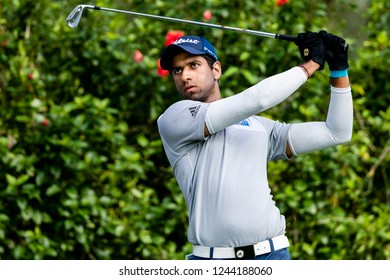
top-left (295, 31), bottom-right (349, 81)
top-left (296, 31), bottom-right (326, 71)
top-left (319, 30), bottom-right (349, 71)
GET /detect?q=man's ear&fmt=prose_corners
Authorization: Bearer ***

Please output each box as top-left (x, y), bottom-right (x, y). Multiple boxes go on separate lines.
top-left (212, 61), bottom-right (222, 80)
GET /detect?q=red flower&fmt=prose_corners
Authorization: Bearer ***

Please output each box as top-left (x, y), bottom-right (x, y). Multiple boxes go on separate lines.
top-left (203, 10), bottom-right (212, 21)
top-left (134, 49), bottom-right (143, 63)
top-left (276, 0), bottom-right (289, 7)
top-left (164, 30), bottom-right (185, 46)
top-left (28, 72), bottom-right (34, 80)
top-left (157, 58), bottom-right (169, 77)
top-left (157, 30), bottom-right (185, 77)
top-left (41, 118), bottom-right (49, 127)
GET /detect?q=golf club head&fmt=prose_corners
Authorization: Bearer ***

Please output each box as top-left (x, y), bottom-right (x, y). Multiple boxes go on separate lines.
top-left (66, 5), bottom-right (94, 28)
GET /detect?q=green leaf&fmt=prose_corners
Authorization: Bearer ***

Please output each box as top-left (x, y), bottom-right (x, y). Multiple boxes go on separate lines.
top-left (5, 174), bottom-right (17, 185)
top-left (46, 184), bottom-right (61, 196)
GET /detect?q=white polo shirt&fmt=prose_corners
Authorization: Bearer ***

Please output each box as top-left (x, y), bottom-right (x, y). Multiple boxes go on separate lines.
top-left (158, 99), bottom-right (291, 247)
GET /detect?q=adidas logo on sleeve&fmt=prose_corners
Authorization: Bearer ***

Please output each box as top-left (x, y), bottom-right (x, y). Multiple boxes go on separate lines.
top-left (189, 105), bottom-right (201, 118)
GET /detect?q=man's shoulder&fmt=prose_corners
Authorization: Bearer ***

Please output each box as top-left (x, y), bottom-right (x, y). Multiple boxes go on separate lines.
top-left (159, 100), bottom-right (204, 120)
top-left (250, 115), bottom-right (275, 126)
top-left (250, 115), bottom-right (284, 133)
top-left (166, 100), bottom-right (201, 111)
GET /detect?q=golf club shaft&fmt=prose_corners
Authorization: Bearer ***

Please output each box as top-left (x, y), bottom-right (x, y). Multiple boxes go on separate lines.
top-left (67, 5), bottom-right (348, 50)
top-left (101, 6), bottom-right (298, 42)
top-left (67, 5), bottom-right (297, 42)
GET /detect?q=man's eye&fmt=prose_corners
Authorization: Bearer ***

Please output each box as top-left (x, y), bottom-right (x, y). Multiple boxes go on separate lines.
top-left (173, 68), bottom-right (182, 74)
top-left (190, 63), bottom-right (200, 68)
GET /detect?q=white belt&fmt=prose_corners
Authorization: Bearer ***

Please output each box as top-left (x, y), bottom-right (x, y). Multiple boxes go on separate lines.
top-left (192, 235), bottom-right (290, 259)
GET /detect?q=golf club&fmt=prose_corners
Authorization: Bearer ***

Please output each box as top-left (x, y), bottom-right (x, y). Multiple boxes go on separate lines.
top-left (66, 4), bottom-right (348, 50)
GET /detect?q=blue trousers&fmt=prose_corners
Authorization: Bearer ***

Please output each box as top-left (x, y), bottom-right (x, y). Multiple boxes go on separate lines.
top-left (186, 248), bottom-right (291, 260)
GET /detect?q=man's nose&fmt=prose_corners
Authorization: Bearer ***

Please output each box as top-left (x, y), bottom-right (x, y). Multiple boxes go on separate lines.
top-left (181, 67), bottom-right (191, 82)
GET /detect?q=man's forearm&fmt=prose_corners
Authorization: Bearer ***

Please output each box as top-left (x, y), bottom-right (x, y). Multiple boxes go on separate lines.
top-left (287, 85), bottom-right (353, 155)
top-left (205, 66), bottom-right (307, 134)
top-left (331, 76), bottom-right (350, 88)
top-left (299, 60), bottom-right (321, 78)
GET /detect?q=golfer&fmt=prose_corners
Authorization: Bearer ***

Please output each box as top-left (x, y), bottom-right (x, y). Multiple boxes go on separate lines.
top-left (157, 31), bottom-right (352, 260)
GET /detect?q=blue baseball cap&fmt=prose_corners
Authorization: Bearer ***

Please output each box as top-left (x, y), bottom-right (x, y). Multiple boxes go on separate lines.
top-left (160, 35), bottom-right (218, 70)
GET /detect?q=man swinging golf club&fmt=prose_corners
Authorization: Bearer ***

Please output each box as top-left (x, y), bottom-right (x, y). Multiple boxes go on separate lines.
top-left (157, 31), bottom-right (352, 260)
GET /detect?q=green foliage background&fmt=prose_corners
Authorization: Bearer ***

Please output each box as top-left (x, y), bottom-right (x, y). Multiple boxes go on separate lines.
top-left (0, 0), bottom-right (389, 259)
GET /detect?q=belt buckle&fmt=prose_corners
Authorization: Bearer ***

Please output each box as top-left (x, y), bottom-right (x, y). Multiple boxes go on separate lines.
top-left (234, 245), bottom-right (255, 259)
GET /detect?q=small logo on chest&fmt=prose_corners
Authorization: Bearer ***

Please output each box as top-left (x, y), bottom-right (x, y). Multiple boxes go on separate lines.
top-left (237, 120), bottom-right (250, 126)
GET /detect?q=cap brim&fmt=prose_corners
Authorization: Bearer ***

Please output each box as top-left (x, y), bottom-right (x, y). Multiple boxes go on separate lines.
top-left (160, 45), bottom-right (206, 70)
